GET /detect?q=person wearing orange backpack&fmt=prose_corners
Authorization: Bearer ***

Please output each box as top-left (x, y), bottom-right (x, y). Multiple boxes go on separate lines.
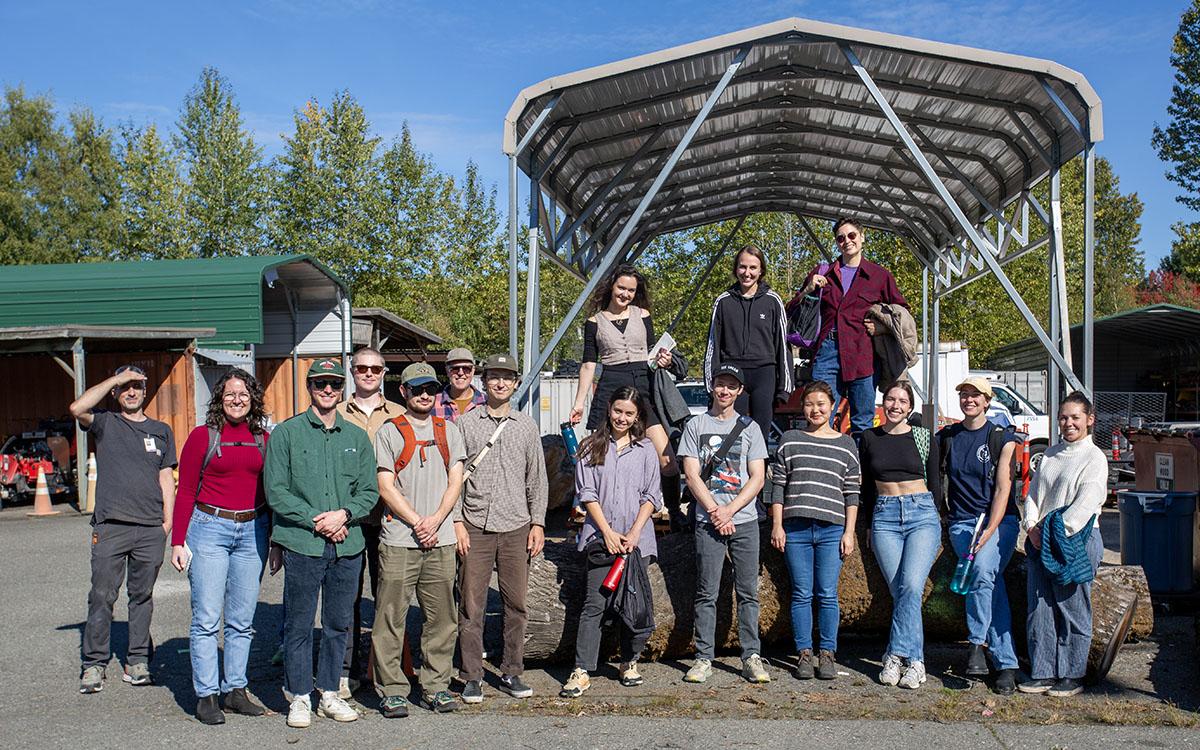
top-left (371, 362), bottom-right (467, 716)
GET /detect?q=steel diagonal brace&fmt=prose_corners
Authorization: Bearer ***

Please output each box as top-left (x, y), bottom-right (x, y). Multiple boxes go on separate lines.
top-left (796, 215), bottom-right (834, 263)
top-left (667, 215), bottom-right (747, 334)
top-left (841, 42), bottom-right (1085, 394)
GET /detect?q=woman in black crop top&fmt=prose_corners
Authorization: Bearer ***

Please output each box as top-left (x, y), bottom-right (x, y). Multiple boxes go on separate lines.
top-left (857, 381), bottom-right (941, 691)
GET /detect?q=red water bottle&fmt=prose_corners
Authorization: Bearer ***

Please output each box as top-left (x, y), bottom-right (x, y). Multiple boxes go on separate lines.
top-left (601, 554), bottom-right (627, 591)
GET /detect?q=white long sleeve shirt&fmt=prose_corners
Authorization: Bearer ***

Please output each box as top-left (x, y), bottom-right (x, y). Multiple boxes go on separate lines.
top-left (1022, 437), bottom-right (1108, 536)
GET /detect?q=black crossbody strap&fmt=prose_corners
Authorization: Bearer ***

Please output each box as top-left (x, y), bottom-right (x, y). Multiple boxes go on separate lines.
top-left (701, 414), bottom-right (753, 481)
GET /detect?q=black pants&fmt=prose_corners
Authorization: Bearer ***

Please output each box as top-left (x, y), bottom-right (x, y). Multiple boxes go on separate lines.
top-left (574, 556), bottom-right (655, 671)
top-left (732, 363), bottom-right (777, 442)
top-left (83, 521), bottom-right (166, 668)
top-left (343, 522), bottom-right (381, 679)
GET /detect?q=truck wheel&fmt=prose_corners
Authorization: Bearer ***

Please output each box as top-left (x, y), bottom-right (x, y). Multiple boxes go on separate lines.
top-left (1028, 443), bottom-right (1047, 473)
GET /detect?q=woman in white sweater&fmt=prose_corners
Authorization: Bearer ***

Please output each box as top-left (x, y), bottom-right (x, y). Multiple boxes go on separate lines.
top-left (1017, 391), bottom-right (1107, 698)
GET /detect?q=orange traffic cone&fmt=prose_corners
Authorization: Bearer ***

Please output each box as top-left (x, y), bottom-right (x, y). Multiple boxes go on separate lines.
top-left (28, 466), bottom-right (61, 517)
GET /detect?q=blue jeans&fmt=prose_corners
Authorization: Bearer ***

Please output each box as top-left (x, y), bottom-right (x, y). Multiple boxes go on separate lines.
top-left (186, 510), bottom-right (269, 697)
top-left (948, 515), bottom-right (1019, 670)
top-left (811, 336), bottom-right (875, 436)
top-left (282, 544), bottom-right (361, 696)
top-left (871, 492), bottom-right (942, 662)
top-left (782, 517), bottom-right (844, 652)
top-left (1026, 530), bottom-right (1103, 680)
top-left (693, 522), bottom-right (760, 660)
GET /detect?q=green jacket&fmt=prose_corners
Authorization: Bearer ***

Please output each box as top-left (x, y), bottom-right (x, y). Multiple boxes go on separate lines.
top-left (266, 407), bottom-right (378, 557)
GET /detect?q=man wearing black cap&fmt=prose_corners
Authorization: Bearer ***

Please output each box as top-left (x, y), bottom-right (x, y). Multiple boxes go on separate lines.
top-left (70, 365), bottom-right (178, 695)
top-left (677, 363), bottom-right (769, 685)
top-left (265, 358), bottom-right (378, 728)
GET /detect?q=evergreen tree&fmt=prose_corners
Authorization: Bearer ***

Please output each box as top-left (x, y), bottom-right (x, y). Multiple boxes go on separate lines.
top-left (1153, 0), bottom-right (1200, 211)
top-left (120, 123), bottom-right (187, 259)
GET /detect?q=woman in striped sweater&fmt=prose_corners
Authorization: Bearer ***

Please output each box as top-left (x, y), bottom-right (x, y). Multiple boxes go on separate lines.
top-left (769, 380), bottom-right (861, 680)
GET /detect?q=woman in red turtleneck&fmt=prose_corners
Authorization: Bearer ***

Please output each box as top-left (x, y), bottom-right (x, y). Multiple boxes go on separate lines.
top-left (169, 368), bottom-right (270, 725)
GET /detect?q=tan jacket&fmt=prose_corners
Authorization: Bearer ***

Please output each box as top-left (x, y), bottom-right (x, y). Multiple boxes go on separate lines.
top-left (868, 303), bottom-right (918, 385)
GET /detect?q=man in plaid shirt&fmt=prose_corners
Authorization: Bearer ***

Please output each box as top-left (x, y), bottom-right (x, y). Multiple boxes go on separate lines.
top-left (434, 347), bottom-right (486, 422)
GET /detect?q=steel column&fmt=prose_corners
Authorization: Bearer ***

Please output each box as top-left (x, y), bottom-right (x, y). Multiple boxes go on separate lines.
top-left (1084, 143), bottom-right (1096, 393)
top-left (667, 216), bottom-right (746, 334)
top-left (515, 45), bottom-right (753, 404)
top-left (1049, 160), bottom-right (1072, 371)
top-left (508, 154), bottom-right (519, 358)
top-left (840, 42), bottom-right (1085, 394)
top-left (1048, 235), bottom-right (1060, 443)
top-left (72, 338), bottom-right (88, 514)
top-left (930, 288), bottom-right (941, 427)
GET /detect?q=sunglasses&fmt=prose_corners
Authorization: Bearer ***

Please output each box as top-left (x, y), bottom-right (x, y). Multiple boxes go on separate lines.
top-left (407, 383), bottom-right (441, 397)
top-left (448, 365), bottom-right (474, 374)
top-left (310, 378), bottom-right (342, 391)
top-left (353, 364), bottom-right (385, 375)
top-left (835, 230), bottom-right (859, 243)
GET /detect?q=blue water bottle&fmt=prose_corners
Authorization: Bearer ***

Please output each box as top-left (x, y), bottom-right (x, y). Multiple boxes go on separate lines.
top-left (560, 422), bottom-right (580, 466)
top-left (950, 513), bottom-right (986, 595)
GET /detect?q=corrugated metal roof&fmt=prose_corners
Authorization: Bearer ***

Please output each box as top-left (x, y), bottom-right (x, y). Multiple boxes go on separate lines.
top-left (0, 255), bottom-right (347, 347)
top-left (504, 17), bottom-right (1101, 267)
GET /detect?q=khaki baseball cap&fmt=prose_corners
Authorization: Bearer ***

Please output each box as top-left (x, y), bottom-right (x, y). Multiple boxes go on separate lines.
top-left (401, 362), bottom-right (439, 387)
top-left (445, 347), bottom-right (475, 367)
top-left (956, 376), bottom-right (994, 398)
top-left (482, 353), bottom-right (519, 374)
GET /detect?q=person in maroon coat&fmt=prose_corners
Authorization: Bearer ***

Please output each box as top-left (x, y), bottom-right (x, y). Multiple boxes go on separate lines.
top-left (800, 218), bottom-right (908, 437)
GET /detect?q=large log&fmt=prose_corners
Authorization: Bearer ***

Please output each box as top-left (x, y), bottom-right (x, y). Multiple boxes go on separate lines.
top-left (520, 524), bottom-right (1152, 678)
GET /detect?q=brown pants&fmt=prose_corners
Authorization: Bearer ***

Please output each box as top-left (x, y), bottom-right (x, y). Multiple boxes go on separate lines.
top-left (457, 521), bottom-right (530, 681)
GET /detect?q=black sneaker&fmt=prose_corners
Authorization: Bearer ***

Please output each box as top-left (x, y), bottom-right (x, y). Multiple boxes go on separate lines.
top-left (460, 679), bottom-right (484, 704)
top-left (794, 649), bottom-right (814, 680)
top-left (966, 644), bottom-right (989, 676)
top-left (1047, 678), bottom-right (1084, 697)
top-left (423, 690), bottom-right (460, 713)
top-left (499, 674), bottom-right (533, 698)
top-left (993, 669), bottom-right (1017, 696)
top-left (1017, 678), bottom-right (1056, 694)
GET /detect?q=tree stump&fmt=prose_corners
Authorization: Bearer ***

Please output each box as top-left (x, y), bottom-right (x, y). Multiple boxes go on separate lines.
top-left (517, 525), bottom-right (1153, 667)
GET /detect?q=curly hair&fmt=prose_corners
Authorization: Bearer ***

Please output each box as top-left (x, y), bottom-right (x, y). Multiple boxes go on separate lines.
top-left (205, 368), bottom-right (268, 434)
top-left (577, 386), bottom-right (647, 468)
top-left (590, 264), bottom-right (651, 314)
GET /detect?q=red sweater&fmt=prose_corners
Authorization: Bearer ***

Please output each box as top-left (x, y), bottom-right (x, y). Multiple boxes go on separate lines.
top-left (172, 423), bottom-right (268, 545)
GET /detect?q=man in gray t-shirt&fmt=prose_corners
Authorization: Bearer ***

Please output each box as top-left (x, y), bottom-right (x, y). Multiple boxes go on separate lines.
top-left (677, 364), bottom-right (769, 685)
top-left (371, 362), bottom-right (466, 716)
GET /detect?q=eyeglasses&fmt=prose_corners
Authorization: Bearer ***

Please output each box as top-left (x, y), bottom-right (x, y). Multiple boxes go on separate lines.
top-left (407, 383), bottom-right (441, 397)
top-left (835, 230), bottom-right (859, 243)
top-left (448, 365), bottom-right (474, 374)
top-left (353, 364), bottom-right (385, 375)
top-left (120, 382), bottom-right (147, 392)
top-left (222, 393), bottom-right (251, 403)
top-left (484, 373), bottom-right (517, 383)
top-left (310, 379), bottom-right (342, 391)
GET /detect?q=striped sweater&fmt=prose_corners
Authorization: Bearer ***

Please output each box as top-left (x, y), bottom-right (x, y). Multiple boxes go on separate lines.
top-left (768, 430), bottom-right (861, 525)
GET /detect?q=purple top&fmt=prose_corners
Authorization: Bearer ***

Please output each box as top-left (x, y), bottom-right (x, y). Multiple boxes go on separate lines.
top-left (574, 436), bottom-right (663, 557)
top-left (839, 265), bottom-right (859, 292)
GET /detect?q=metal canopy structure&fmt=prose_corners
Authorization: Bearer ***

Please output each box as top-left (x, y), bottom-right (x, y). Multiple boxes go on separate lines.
top-left (503, 17), bottom-right (1100, 435)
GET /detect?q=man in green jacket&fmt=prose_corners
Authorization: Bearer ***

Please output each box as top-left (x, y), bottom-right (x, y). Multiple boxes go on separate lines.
top-left (265, 358), bottom-right (377, 729)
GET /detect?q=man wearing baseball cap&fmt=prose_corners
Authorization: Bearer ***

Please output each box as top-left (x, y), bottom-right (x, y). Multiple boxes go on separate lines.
top-left (678, 363), bottom-right (770, 685)
top-left (936, 376), bottom-right (1022, 694)
top-left (455, 353), bottom-right (548, 703)
top-left (71, 365), bottom-right (178, 694)
top-left (371, 362), bottom-right (468, 716)
top-left (435, 347), bottom-right (485, 422)
top-left (265, 358), bottom-right (378, 728)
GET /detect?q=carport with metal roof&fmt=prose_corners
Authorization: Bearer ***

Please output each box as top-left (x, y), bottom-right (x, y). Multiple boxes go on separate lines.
top-left (503, 17), bottom-right (1100, 438)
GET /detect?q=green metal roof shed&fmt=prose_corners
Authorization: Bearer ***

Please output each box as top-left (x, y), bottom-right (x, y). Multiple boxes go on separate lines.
top-left (0, 254), bottom-right (349, 348)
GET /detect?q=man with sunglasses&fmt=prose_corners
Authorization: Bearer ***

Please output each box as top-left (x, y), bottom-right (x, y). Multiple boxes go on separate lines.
top-left (456, 353), bottom-right (548, 703)
top-left (372, 362), bottom-right (467, 716)
top-left (435, 347), bottom-right (485, 422)
top-left (799, 217), bottom-right (908, 437)
top-left (265, 358), bottom-right (378, 728)
top-left (334, 347), bottom-right (403, 697)
top-left (71, 365), bottom-right (178, 694)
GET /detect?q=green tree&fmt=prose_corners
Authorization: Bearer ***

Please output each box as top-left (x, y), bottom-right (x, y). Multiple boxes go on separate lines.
top-left (120, 123), bottom-right (187, 259)
top-left (1153, 0), bottom-right (1200, 211)
top-left (175, 67), bottom-right (268, 256)
top-left (1160, 221), bottom-right (1200, 280)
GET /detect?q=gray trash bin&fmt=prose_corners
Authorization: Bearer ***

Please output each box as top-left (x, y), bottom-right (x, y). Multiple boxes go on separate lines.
top-left (1118, 490), bottom-right (1197, 594)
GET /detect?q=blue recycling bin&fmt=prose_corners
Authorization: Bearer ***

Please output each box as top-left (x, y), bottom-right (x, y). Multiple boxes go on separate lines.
top-left (1118, 491), bottom-right (1197, 594)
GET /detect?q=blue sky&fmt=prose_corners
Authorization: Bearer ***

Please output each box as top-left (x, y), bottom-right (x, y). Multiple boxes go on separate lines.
top-left (0, 0), bottom-right (1191, 266)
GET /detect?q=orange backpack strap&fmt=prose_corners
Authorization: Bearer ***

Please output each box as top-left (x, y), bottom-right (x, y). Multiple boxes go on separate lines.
top-left (389, 415), bottom-right (418, 473)
top-left (431, 416), bottom-right (451, 473)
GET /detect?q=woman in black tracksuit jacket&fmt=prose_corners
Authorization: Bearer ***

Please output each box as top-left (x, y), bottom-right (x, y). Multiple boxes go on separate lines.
top-left (703, 244), bottom-right (794, 441)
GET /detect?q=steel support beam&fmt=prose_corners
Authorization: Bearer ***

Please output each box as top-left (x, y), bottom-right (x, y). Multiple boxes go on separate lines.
top-left (1037, 76), bottom-right (1083, 138)
top-left (1048, 233), bottom-right (1061, 443)
top-left (667, 216), bottom-right (746, 334)
top-left (515, 45), bottom-right (752, 404)
top-left (1083, 143), bottom-right (1096, 393)
top-left (1049, 159), bottom-right (1072, 372)
top-left (841, 41), bottom-right (1085, 394)
top-left (935, 234), bottom-right (1050, 297)
top-left (797, 215), bottom-right (834, 263)
top-left (72, 338), bottom-right (88, 513)
top-left (508, 155), bottom-right (520, 359)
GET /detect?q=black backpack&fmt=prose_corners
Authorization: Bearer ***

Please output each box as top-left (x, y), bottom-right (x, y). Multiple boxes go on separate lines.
top-left (195, 425), bottom-right (266, 500)
top-left (938, 422), bottom-right (1028, 513)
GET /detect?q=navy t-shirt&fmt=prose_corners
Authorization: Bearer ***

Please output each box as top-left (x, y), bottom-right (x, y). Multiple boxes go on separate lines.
top-left (938, 421), bottom-right (1020, 522)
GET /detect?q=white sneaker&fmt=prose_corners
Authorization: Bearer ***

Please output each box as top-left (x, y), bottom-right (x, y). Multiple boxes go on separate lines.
top-left (559, 668), bottom-right (590, 698)
top-left (899, 660), bottom-right (927, 689)
top-left (620, 661), bottom-right (643, 687)
top-left (879, 653), bottom-right (903, 686)
top-left (683, 658), bottom-right (713, 684)
top-left (318, 691), bottom-right (359, 722)
top-left (742, 654), bottom-right (771, 683)
top-left (337, 676), bottom-right (359, 700)
top-left (286, 694), bottom-right (312, 728)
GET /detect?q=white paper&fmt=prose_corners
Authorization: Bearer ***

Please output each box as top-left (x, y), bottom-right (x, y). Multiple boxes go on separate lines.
top-left (647, 331), bottom-right (676, 365)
